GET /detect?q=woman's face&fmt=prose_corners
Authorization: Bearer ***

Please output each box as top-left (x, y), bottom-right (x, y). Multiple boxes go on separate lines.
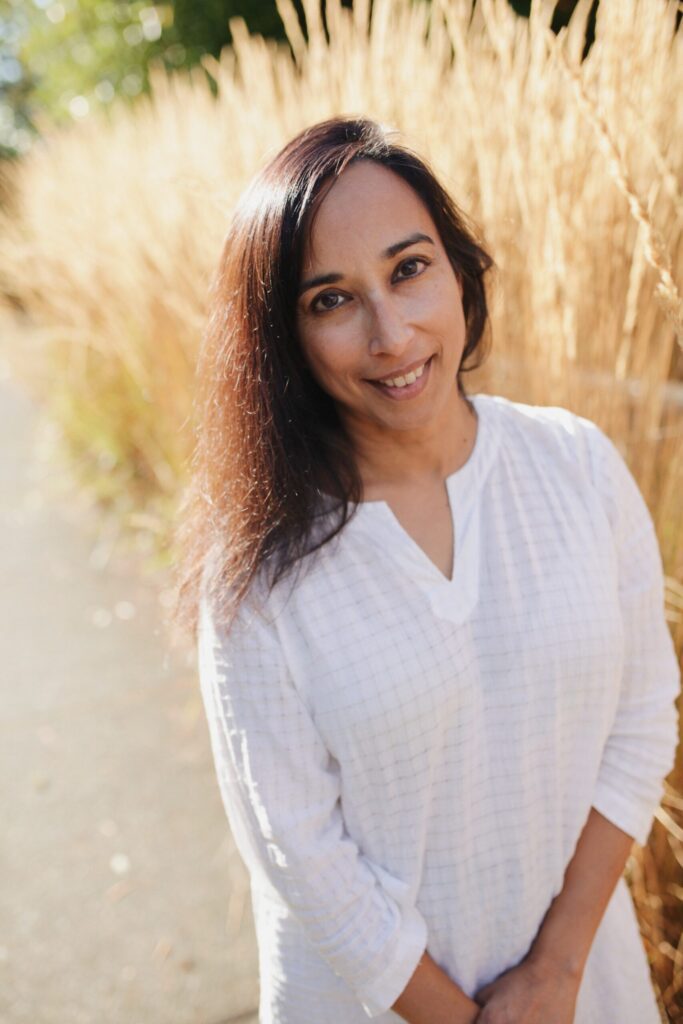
top-left (295, 160), bottom-right (468, 440)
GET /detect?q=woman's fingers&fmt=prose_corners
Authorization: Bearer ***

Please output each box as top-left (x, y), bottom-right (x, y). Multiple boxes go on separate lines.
top-left (472, 956), bottom-right (580, 1024)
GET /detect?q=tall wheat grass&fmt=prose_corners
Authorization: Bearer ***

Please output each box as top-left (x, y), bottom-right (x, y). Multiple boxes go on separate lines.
top-left (0, 0), bottom-right (681, 1016)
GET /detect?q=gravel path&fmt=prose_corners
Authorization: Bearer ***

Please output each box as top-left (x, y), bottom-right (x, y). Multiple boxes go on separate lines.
top-left (0, 370), bottom-right (259, 1024)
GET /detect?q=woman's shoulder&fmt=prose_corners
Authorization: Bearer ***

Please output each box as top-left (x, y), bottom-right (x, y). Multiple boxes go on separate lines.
top-left (478, 394), bottom-right (646, 535)
top-left (479, 390), bottom-right (602, 438)
top-left (477, 391), bottom-right (609, 474)
top-left (199, 543), bottom-right (279, 641)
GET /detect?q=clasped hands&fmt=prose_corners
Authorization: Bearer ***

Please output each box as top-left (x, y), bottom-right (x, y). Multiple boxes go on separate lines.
top-left (470, 948), bottom-right (583, 1024)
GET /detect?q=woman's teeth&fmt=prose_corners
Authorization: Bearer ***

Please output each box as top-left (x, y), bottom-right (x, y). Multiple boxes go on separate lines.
top-left (380, 360), bottom-right (427, 389)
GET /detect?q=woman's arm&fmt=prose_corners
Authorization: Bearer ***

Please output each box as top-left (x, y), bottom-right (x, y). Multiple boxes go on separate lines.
top-left (474, 421), bottom-right (680, 1023)
top-left (391, 950), bottom-right (481, 1024)
top-left (586, 423), bottom-right (680, 847)
top-left (198, 588), bottom-right (430, 1018)
top-left (388, 809), bottom-right (634, 1024)
top-left (526, 807), bottom-right (634, 976)
top-left (469, 809), bottom-right (632, 1023)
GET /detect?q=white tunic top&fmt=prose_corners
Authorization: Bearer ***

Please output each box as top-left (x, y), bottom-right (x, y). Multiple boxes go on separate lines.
top-left (197, 392), bottom-right (680, 1023)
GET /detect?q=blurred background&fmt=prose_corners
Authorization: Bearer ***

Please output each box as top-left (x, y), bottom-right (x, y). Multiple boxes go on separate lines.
top-left (0, 0), bottom-right (681, 1021)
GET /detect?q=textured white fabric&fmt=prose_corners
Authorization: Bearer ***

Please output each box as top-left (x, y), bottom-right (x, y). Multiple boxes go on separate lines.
top-left (197, 392), bottom-right (680, 1023)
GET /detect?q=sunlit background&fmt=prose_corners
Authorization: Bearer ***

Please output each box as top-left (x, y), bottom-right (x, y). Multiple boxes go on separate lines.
top-left (0, 1), bottom-right (681, 1022)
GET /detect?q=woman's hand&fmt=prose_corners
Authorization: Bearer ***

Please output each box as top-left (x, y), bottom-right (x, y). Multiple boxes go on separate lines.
top-left (472, 952), bottom-right (582, 1024)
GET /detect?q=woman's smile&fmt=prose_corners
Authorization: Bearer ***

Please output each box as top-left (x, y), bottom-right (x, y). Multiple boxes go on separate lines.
top-left (365, 354), bottom-right (434, 400)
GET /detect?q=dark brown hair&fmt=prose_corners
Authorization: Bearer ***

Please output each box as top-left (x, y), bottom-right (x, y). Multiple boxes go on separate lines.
top-left (170, 115), bottom-right (495, 643)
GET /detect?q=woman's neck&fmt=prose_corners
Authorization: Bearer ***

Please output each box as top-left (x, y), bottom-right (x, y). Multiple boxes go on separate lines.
top-left (347, 393), bottom-right (478, 501)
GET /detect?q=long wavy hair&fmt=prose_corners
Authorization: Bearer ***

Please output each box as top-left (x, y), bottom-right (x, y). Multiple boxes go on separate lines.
top-left (170, 115), bottom-right (496, 642)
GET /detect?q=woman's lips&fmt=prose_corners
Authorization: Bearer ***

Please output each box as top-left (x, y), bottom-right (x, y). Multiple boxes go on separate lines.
top-left (367, 355), bottom-right (433, 400)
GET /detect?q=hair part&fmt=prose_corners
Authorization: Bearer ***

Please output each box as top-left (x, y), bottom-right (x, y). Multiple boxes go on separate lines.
top-left (169, 115), bottom-right (496, 644)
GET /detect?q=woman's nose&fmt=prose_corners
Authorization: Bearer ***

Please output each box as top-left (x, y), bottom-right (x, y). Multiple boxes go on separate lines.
top-left (366, 294), bottom-right (413, 356)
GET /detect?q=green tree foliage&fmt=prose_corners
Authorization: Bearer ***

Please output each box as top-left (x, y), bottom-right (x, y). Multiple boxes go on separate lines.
top-left (0, 0), bottom-right (34, 159)
top-left (0, 0), bottom-right (296, 157)
top-left (4, 1), bottom-right (179, 135)
top-left (173, 0), bottom-right (287, 63)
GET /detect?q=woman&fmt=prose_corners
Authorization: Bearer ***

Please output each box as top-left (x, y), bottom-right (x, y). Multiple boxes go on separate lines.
top-left (181, 117), bottom-right (680, 1023)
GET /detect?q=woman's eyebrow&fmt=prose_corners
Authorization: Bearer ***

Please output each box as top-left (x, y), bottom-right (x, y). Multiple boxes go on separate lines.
top-left (383, 231), bottom-right (435, 259)
top-left (298, 232), bottom-right (436, 297)
top-left (298, 271), bottom-right (343, 297)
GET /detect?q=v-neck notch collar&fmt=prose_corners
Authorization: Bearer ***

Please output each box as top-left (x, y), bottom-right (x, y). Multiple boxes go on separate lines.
top-left (347, 393), bottom-right (501, 623)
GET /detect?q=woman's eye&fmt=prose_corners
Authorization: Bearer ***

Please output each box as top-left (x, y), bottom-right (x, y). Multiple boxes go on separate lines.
top-left (395, 256), bottom-right (429, 280)
top-left (310, 291), bottom-right (346, 314)
top-left (309, 258), bottom-right (429, 313)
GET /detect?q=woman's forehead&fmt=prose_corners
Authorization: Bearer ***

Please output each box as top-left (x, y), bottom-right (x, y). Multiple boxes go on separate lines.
top-left (301, 162), bottom-right (436, 267)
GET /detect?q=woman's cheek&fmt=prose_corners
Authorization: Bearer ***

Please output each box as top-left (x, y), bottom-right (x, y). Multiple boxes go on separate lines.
top-left (320, 326), bottom-right (360, 379)
top-left (306, 340), bottom-right (351, 398)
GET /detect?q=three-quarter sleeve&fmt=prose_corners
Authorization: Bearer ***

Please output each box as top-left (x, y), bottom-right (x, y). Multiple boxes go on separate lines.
top-left (588, 425), bottom-right (681, 845)
top-left (197, 584), bottom-right (428, 1017)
